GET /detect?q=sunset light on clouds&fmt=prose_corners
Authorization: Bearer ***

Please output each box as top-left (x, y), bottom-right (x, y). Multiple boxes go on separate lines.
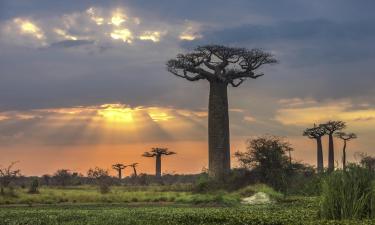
top-left (0, 0), bottom-right (374, 176)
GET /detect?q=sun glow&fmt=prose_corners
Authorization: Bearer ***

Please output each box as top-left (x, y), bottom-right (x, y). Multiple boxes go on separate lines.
top-left (86, 7), bottom-right (105, 25)
top-left (14, 18), bottom-right (45, 39)
top-left (139, 31), bottom-right (163, 42)
top-left (54, 28), bottom-right (78, 40)
top-left (110, 9), bottom-right (127, 26)
top-left (98, 104), bottom-right (134, 123)
top-left (110, 28), bottom-right (133, 43)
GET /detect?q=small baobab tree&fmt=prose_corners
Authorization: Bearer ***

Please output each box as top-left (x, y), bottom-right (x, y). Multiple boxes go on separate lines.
top-left (112, 163), bottom-right (126, 179)
top-left (321, 120), bottom-right (346, 172)
top-left (303, 124), bottom-right (326, 173)
top-left (128, 163), bottom-right (139, 177)
top-left (167, 45), bottom-right (277, 179)
top-left (142, 148), bottom-right (175, 178)
top-left (335, 132), bottom-right (357, 170)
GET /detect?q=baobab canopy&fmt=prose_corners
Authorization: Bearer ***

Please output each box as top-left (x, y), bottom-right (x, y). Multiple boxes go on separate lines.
top-left (167, 45), bottom-right (277, 87)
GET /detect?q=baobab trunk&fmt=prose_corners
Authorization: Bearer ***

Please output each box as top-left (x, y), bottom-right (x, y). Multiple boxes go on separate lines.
top-left (342, 140), bottom-right (347, 170)
top-left (155, 155), bottom-right (161, 178)
top-left (316, 137), bottom-right (324, 173)
top-left (328, 134), bottom-right (334, 172)
top-left (118, 170), bottom-right (122, 179)
top-left (208, 81), bottom-right (230, 179)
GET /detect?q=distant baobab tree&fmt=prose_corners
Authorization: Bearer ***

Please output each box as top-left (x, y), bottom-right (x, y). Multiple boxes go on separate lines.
top-left (128, 163), bottom-right (139, 177)
top-left (335, 132), bottom-right (357, 170)
top-left (322, 121), bottom-right (346, 172)
top-left (303, 124), bottom-right (326, 173)
top-left (167, 45), bottom-right (277, 179)
top-left (112, 163), bottom-right (126, 179)
top-left (142, 148), bottom-right (176, 178)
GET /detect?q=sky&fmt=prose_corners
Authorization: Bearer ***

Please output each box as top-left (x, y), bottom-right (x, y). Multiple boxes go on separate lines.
top-left (0, 0), bottom-right (374, 176)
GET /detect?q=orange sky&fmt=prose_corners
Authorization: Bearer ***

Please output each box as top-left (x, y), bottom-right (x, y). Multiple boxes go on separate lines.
top-left (0, 102), bottom-right (373, 176)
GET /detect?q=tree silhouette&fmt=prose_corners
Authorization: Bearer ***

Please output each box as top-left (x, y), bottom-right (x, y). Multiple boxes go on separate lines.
top-left (112, 163), bottom-right (126, 179)
top-left (335, 132), bottom-right (357, 170)
top-left (128, 163), bottom-right (139, 177)
top-left (321, 121), bottom-right (346, 172)
top-left (142, 148), bottom-right (176, 178)
top-left (0, 162), bottom-right (20, 195)
top-left (303, 124), bottom-right (326, 173)
top-left (167, 45), bottom-right (277, 179)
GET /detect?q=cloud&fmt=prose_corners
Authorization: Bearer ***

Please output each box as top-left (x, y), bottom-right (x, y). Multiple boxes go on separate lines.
top-left (49, 40), bottom-right (95, 48)
top-left (275, 99), bottom-right (375, 127)
top-left (0, 103), bottom-right (208, 145)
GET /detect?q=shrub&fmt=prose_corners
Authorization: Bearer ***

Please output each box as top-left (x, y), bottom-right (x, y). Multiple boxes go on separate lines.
top-left (28, 179), bottom-right (39, 194)
top-left (319, 165), bottom-right (375, 220)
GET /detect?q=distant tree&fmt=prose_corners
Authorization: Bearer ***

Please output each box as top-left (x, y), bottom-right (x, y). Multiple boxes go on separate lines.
top-left (142, 148), bottom-right (176, 178)
top-left (53, 169), bottom-right (72, 187)
top-left (358, 153), bottom-right (375, 172)
top-left (128, 163), bottom-right (139, 177)
top-left (235, 135), bottom-right (293, 190)
top-left (303, 124), bottom-right (326, 173)
top-left (87, 167), bottom-right (111, 194)
top-left (41, 174), bottom-right (51, 186)
top-left (335, 132), bottom-right (357, 170)
top-left (112, 163), bottom-right (126, 179)
top-left (167, 45), bottom-right (277, 179)
top-left (321, 121), bottom-right (346, 172)
top-left (0, 162), bottom-right (20, 195)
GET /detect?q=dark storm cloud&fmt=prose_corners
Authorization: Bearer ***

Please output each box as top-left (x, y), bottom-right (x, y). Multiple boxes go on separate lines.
top-left (49, 40), bottom-right (95, 48)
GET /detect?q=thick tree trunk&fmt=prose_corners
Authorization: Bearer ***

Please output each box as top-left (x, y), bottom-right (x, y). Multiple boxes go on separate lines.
top-left (342, 140), bottom-right (347, 170)
top-left (208, 81), bottom-right (231, 179)
top-left (328, 134), bottom-right (334, 172)
top-left (316, 137), bottom-right (324, 173)
top-left (118, 170), bottom-right (122, 179)
top-left (156, 155), bottom-right (161, 178)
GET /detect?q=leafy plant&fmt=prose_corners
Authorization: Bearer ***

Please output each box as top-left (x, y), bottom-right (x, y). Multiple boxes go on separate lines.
top-left (319, 165), bottom-right (375, 220)
top-left (28, 179), bottom-right (39, 194)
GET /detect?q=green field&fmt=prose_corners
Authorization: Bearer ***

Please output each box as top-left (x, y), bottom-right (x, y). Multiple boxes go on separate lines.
top-left (0, 201), bottom-right (372, 225)
top-left (0, 185), bottom-right (374, 225)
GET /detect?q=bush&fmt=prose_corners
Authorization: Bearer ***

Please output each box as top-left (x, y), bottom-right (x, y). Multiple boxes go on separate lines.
top-left (237, 184), bottom-right (284, 200)
top-left (28, 179), bottom-right (39, 194)
top-left (319, 165), bottom-right (375, 220)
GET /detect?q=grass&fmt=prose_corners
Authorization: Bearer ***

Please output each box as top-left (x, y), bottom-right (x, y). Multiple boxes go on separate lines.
top-left (0, 185), bottom-right (243, 206)
top-left (320, 166), bottom-right (375, 220)
top-left (0, 199), bottom-right (370, 225)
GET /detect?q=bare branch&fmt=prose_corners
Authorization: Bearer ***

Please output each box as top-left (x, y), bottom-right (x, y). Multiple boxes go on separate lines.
top-left (166, 45), bottom-right (277, 86)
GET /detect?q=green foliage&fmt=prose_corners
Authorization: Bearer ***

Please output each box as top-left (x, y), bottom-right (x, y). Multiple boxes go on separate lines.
top-left (236, 184), bottom-right (284, 201)
top-left (0, 199), bottom-right (370, 225)
top-left (28, 179), bottom-right (39, 194)
top-left (87, 167), bottom-right (111, 194)
top-left (319, 165), bottom-right (375, 220)
top-left (235, 135), bottom-right (308, 192)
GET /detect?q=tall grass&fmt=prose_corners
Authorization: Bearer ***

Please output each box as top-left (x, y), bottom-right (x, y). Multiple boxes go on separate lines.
top-left (319, 165), bottom-right (375, 220)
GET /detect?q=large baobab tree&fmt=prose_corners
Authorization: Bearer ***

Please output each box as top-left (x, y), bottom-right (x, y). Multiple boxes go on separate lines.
top-left (303, 124), bottom-right (326, 173)
top-left (335, 132), bottom-right (357, 170)
top-left (128, 163), bottom-right (139, 177)
top-left (112, 163), bottom-right (126, 179)
top-left (167, 45), bottom-right (277, 179)
top-left (322, 121), bottom-right (346, 172)
top-left (142, 148), bottom-right (175, 178)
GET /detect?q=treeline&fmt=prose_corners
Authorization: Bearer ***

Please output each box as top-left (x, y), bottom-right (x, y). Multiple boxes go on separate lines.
top-left (9, 170), bottom-right (200, 188)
